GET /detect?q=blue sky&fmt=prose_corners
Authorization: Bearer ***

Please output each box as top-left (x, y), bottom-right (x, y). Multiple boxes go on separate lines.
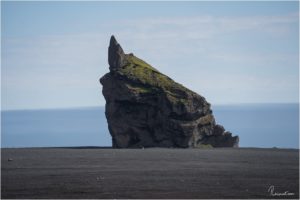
top-left (1, 1), bottom-right (299, 110)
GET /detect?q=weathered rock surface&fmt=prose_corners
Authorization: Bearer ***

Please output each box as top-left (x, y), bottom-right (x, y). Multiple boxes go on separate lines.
top-left (100, 36), bottom-right (239, 148)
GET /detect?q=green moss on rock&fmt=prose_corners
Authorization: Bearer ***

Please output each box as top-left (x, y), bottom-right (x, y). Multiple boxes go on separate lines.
top-left (118, 54), bottom-right (190, 104)
top-left (125, 83), bottom-right (154, 94)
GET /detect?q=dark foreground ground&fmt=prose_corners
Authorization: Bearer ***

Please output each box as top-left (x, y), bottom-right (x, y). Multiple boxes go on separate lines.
top-left (1, 147), bottom-right (299, 199)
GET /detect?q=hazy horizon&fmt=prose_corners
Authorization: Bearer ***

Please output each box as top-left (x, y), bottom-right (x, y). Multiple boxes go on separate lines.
top-left (1, 102), bottom-right (299, 112)
top-left (2, 104), bottom-right (298, 148)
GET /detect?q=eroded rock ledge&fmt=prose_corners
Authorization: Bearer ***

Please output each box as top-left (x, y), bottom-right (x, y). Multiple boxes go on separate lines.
top-left (100, 36), bottom-right (239, 148)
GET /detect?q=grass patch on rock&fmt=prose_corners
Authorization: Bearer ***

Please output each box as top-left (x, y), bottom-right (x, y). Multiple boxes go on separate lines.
top-left (118, 54), bottom-right (191, 104)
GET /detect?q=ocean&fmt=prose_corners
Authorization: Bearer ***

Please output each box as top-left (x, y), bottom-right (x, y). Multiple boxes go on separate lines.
top-left (1, 104), bottom-right (299, 148)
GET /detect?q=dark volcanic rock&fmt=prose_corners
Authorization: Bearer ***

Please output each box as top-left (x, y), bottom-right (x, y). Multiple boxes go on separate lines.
top-left (213, 124), bottom-right (225, 136)
top-left (108, 35), bottom-right (126, 70)
top-left (100, 36), bottom-right (239, 148)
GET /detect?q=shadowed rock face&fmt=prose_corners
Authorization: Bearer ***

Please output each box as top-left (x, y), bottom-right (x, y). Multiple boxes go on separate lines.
top-left (100, 36), bottom-right (239, 148)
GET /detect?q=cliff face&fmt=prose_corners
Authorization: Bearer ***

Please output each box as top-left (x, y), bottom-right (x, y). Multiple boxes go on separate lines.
top-left (100, 36), bottom-right (239, 148)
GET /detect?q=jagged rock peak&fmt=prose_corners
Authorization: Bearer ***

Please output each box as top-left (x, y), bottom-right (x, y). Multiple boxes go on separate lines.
top-left (109, 35), bottom-right (117, 46)
top-left (108, 35), bottom-right (125, 70)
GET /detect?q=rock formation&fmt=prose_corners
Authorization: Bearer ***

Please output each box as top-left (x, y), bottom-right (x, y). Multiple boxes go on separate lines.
top-left (100, 36), bottom-right (239, 148)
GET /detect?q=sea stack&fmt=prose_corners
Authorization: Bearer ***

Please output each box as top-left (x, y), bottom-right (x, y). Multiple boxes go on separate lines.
top-left (100, 36), bottom-right (239, 148)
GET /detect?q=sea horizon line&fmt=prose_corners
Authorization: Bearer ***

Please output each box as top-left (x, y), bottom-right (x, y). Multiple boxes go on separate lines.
top-left (1, 102), bottom-right (299, 112)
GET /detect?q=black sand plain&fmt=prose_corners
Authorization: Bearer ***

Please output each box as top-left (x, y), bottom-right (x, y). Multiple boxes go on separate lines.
top-left (1, 147), bottom-right (299, 199)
